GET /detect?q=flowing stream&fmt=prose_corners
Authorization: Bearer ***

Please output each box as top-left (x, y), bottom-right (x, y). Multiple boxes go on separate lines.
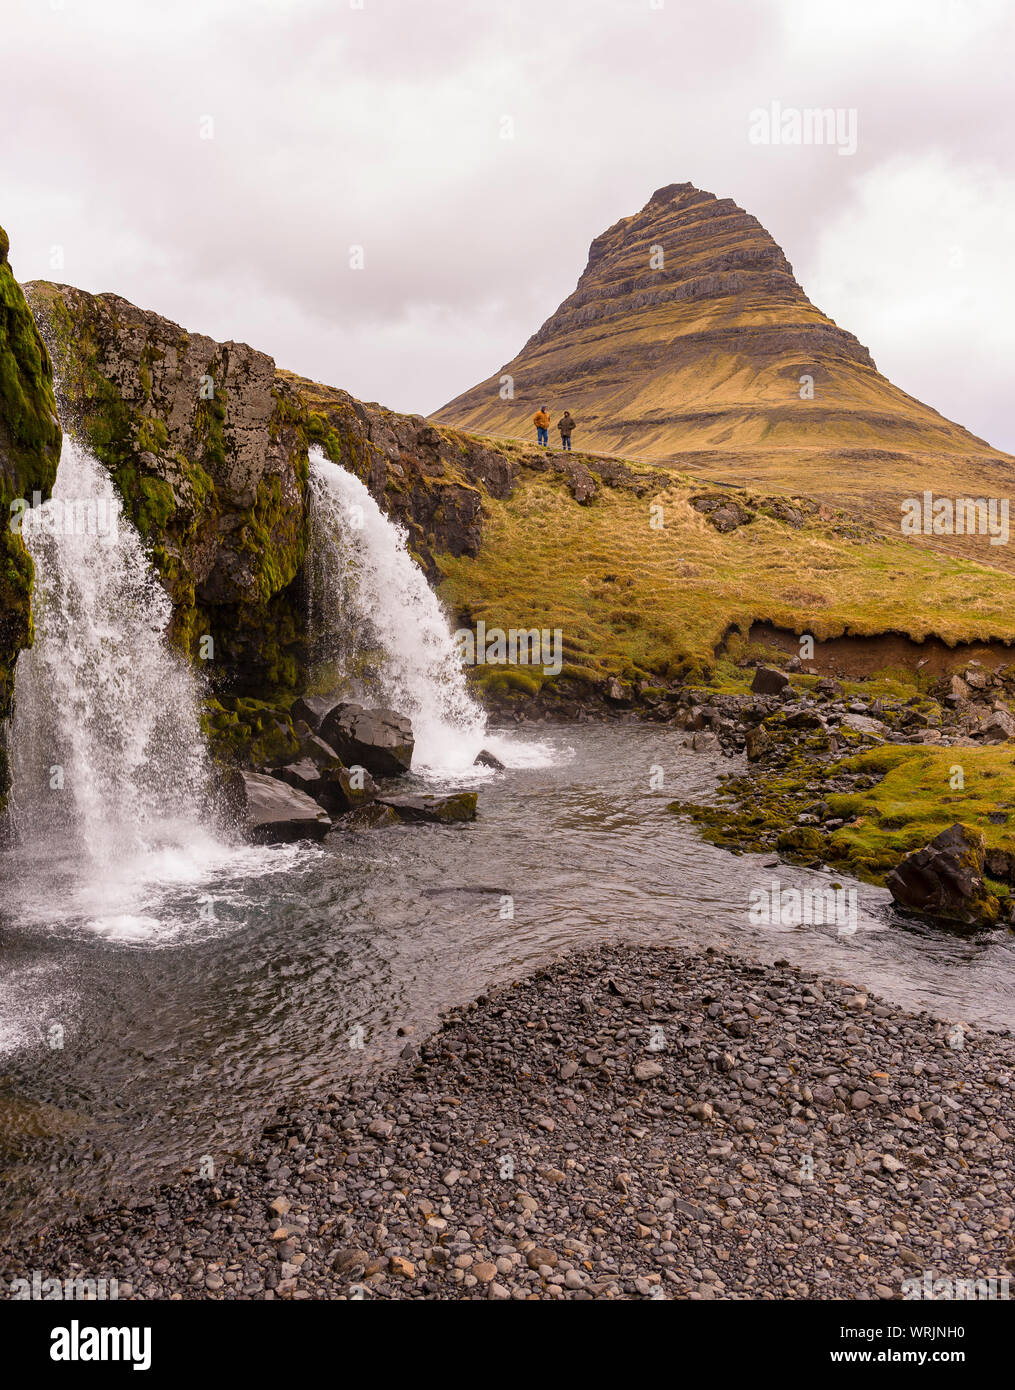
top-left (2, 443), bottom-right (1015, 1239)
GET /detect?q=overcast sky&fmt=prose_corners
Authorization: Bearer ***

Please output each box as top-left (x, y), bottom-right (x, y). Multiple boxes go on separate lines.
top-left (2, 0), bottom-right (1012, 450)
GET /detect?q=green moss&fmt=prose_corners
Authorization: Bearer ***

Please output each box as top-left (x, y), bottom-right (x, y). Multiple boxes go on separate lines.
top-left (201, 696), bottom-right (300, 768)
top-left (0, 230), bottom-right (62, 814)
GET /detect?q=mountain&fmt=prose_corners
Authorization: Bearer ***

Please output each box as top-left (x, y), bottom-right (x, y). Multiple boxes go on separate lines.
top-left (436, 183), bottom-right (1014, 566)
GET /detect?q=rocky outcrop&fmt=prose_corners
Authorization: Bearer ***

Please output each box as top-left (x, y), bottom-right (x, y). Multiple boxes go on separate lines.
top-left (24, 281), bottom-right (310, 697)
top-left (0, 227), bottom-right (62, 814)
top-left (279, 371), bottom-right (516, 581)
top-left (885, 824), bottom-right (1002, 929)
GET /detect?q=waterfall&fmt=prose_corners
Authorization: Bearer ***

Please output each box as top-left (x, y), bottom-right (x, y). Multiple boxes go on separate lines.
top-left (4, 438), bottom-right (225, 935)
top-left (307, 451), bottom-right (489, 774)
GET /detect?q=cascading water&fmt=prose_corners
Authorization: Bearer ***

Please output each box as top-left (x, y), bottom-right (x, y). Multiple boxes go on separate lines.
top-left (308, 450), bottom-right (492, 774)
top-left (3, 438), bottom-right (227, 937)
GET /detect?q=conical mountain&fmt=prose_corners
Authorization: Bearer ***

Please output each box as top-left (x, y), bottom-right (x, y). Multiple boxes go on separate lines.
top-left (436, 183), bottom-right (1013, 558)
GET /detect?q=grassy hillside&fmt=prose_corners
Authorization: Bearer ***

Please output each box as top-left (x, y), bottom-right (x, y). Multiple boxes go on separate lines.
top-left (437, 441), bottom-right (1015, 694)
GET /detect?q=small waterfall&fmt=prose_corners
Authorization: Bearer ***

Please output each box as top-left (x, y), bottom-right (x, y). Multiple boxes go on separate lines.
top-left (5, 438), bottom-right (224, 934)
top-left (308, 451), bottom-right (488, 774)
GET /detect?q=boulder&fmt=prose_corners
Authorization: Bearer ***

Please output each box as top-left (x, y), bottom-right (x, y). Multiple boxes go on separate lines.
top-left (328, 803), bottom-right (400, 832)
top-left (319, 702), bottom-right (414, 777)
top-left (377, 792), bottom-right (478, 824)
top-left (949, 674), bottom-right (971, 705)
top-left (272, 758), bottom-right (326, 797)
top-left (978, 707), bottom-right (1015, 743)
top-left (316, 764), bottom-right (379, 814)
top-left (885, 823), bottom-right (1000, 928)
top-left (839, 712), bottom-right (888, 737)
top-left (745, 725), bottom-right (772, 761)
top-left (292, 722), bottom-right (345, 767)
top-left (291, 696), bottom-right (340, 733)
top-left (751, 667), bottom-right (789, 696)
top-left (604, 677), bottom-right (633, 705)
top-left (272, 757), bottom-right (378, 813)
top-left (225, 770), bottom-right (331, 844)
top-left (474, 748), bottom-right (506, 770)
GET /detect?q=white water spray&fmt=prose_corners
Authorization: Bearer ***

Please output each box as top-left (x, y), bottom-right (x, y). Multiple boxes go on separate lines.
top-left (5, 438), bottom-right (227, 934)
top-left (308, 451), bottom-right (492, 774)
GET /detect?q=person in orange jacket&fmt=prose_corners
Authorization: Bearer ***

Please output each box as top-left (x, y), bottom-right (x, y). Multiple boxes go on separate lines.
top-left (532, 406), bottom-right (550, 447)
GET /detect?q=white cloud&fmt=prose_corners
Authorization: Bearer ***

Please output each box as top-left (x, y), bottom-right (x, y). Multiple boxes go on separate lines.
top-left (0, 0), bottom-right (1011, 448)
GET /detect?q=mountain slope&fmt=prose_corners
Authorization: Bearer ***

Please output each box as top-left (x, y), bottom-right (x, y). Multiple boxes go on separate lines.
top-left (436, 183), bottom-right (1015, 568)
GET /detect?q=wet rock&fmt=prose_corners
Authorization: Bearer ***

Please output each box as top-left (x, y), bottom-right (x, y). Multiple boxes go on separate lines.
top-left (474, 748), bottom-right (506, 770)
top-left (886, 823), bottom-right (1000, 929)
top-left (377, 792), bottom-right (478, 824)
top-left (291, 696), bottom-right (340, 732)
top-left (328, 803), bottom-right (400, 831)
top-left (226, 770), bottom-right (332, 843)
top-left (320, 703), bottom-right (414, 777)
top-left (273, 757), bottom-right (378, 815)
top-left (751, 667), bottom-right (789, 696)
top-left (293, 724), bottom-right (345, 768)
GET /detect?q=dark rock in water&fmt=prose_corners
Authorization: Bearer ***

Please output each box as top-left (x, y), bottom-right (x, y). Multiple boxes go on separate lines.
top-left (271, 756), bottom-right (377, 815)
top-left (320, 703), bottom-right (414, 777)
top-left (292, 696), bottom-right (340, 733)
top-left (377, 792), bottom-right (478, 824)
top-left (421, 884), bottom-right (508, 896)
top-left (226, 770), bottom-right (331, 843)
top-left (886, 823), bottom-right (1000, 928)
top-left (328, 803), bottom-right (400, 832)
top-left (316, 764), bottom-right (379, 814)
top-left (273, 758), bottom-right (325, 797)
top-left (474, 748), bottom-right (506, 770)
top-left (751, 667), bottom-right (789, 695)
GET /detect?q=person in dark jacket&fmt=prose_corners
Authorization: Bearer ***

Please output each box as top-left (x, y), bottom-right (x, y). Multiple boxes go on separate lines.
top-left (557, 411), bottom-right (575, 450)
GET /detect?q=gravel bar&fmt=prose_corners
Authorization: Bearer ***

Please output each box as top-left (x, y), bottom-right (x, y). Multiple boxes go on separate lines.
top-left (3, 942), bottom-right (1014, 1300)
